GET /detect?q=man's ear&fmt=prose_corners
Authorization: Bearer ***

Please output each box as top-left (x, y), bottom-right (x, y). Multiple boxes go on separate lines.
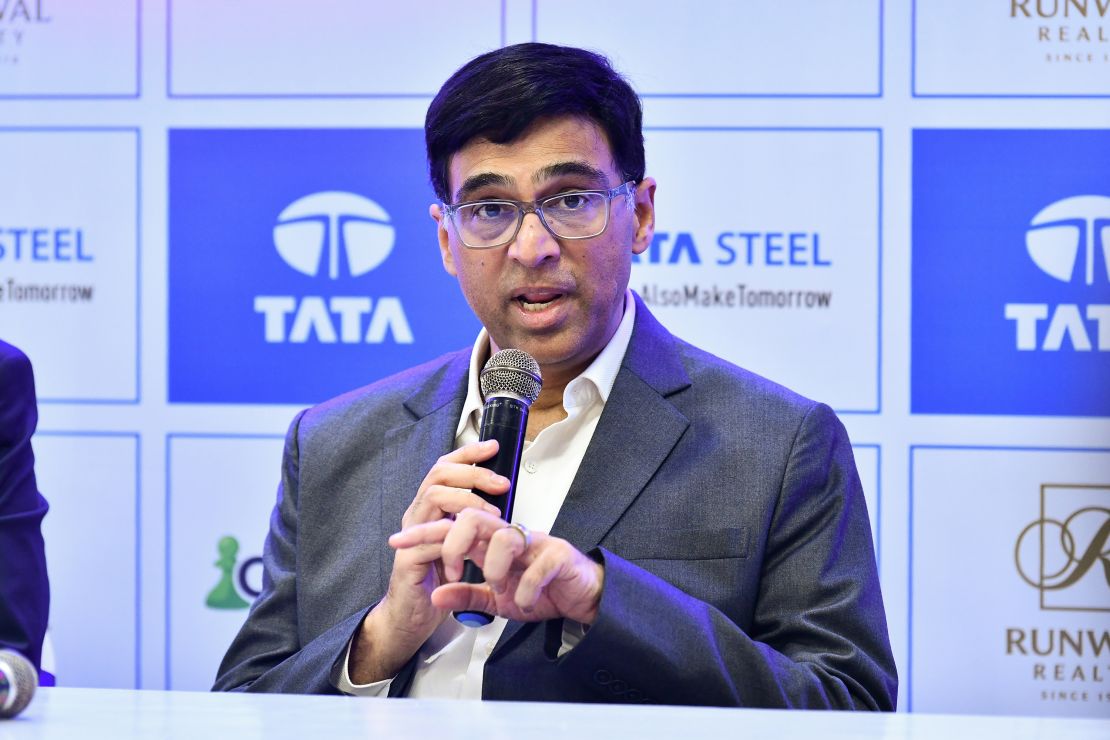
top-left (430, 203), bottom-right (457, 276)
top-left (630, 177), bottom-right (657, 256)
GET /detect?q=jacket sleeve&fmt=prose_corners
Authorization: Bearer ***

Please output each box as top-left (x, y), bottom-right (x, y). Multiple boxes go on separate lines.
top-left (211, 410), bottom-right (369, 694)
top-left (0, 343), bottom-right (50, 673)
top-left (551, 403), bottom-right (898, 709)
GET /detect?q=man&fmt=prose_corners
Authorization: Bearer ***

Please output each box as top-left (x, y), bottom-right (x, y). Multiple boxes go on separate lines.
top-left (214, 43), bottom-right (897, 709)
top-left (0, 339), bottom-right (50, 678)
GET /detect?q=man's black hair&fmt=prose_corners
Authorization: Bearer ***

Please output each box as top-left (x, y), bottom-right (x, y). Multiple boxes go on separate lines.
top-left (425, 42), bottom-right (645, 202)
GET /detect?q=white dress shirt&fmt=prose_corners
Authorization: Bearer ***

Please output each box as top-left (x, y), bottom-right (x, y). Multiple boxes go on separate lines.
top-left (337, 290), bottom-right (637, 698)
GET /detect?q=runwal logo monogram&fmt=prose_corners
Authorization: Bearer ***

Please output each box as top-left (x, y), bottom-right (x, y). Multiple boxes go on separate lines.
top-left (1014, 485), bottom-right (1110, 612)
top-left (273, 191), bottom-right (394, 279)
top-left (1025, 195), bottom-right (1110, 286)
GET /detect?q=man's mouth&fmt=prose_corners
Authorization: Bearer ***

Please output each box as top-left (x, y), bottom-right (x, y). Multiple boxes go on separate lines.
top-left (514, 290), bottom-right (565, 312)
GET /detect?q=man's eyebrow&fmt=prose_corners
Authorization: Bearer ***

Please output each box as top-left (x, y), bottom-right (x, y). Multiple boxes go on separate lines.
top-left (454, 172), bottom-right (514, 203)
top-left (452, 161), bottom-right (610, 203)
top-left (534, 161), bottom-right (610, 187)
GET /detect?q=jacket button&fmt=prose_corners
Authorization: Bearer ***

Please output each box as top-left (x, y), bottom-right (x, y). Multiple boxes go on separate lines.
top-left (593, 669), bottom-right (612, 685)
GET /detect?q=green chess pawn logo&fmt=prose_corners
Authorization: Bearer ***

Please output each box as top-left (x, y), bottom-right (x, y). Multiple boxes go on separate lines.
top-left (206, 536), bottom-right (251, 609)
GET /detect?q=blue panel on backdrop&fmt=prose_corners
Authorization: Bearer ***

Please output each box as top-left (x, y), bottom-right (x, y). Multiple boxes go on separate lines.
top-left (169, 129), bottom-right (479, 404)
top-left (912, 129), bottom-right (1110, 416)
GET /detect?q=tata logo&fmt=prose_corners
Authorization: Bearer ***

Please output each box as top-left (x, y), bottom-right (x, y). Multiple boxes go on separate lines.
top-left (254, 191), bottom-right (413, 345)
top-left (634, 231), bottom-right (831, 267)
top-left (1026, 195), bottom-right (1110, 286)
top-left (273, 191), bottom-right (394, 280)
top-left (1004, 195), bottom-right (1110, 351)
top-left (1014, 484), bottom-right (1110, 612)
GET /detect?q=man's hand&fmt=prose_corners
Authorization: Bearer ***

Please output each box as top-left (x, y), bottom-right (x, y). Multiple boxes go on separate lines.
top-left (349, 440), bottom-right (509, 684)
top-left (388, 508), bottom-right (605, 625)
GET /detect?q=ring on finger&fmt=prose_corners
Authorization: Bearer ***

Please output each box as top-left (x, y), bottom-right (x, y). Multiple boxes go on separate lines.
top-left (508, 522), bottom-right (532, 551)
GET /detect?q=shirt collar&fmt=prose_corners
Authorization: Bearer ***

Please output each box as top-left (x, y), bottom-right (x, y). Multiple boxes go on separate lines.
top-left (456, 289), bottom-right (636, 438)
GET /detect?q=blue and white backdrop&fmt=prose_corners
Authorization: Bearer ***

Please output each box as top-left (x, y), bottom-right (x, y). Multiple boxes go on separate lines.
top-left (1, 0), bottom-right (1107, 717)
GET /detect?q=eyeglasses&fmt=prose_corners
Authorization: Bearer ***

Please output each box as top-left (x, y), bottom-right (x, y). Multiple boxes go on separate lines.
top-left (441, 181), bottom-right (635, 249)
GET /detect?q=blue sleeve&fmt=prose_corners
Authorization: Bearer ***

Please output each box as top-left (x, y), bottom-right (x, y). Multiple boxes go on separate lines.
top-left (0, 340), bottom-right (50, 673)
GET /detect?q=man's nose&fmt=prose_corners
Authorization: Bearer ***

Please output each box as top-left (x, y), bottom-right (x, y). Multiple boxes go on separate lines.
top-left (507, 211), bottom-right (561, 267)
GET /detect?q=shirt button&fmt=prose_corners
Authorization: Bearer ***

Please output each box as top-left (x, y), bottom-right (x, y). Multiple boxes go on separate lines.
top-left (524, 460), bottom-right (537, 474)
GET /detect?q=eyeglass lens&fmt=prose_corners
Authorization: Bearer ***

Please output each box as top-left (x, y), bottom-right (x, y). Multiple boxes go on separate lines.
top-left (455, 191), bottom-right (609, 247)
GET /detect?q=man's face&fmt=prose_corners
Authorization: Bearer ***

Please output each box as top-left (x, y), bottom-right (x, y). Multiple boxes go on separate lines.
top-left (431, 115), bottom-right (656, 383)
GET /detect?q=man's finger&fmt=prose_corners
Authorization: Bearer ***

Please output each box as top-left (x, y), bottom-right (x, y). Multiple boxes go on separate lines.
top-left (418, 485), bottom-right (502, 517)
top-left (391, 542), bottom-right (444, 566)
top-left (406, 474), bottom-right (508, 532)
top-left (407, 464), bottom-right (510, 526)
top-left (437, 438), bottom-right (500, 465)
top-left (430, 582), bottom-right (497, 615)
top-left (481, 524), bottom-right (531, 592)
top-left (514, 547), bottom-right (563, 612)
top-left (439, 508), bottom-right (497, 581)
top-left (420, 463), bottom-right (510, 496)
top-left (389, 518), bottom-right (453, 548)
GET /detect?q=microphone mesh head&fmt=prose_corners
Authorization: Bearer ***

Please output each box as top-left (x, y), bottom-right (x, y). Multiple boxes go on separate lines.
top-left (480, 349), bottom-right (542, 405)
top-left (0, 649), bottom-right (37, 719)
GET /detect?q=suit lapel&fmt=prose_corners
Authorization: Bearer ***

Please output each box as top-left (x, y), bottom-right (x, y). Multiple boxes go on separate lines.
top-left (495, 296), bottom-right (692, 651)
top-left (556, 295), bottom-right (692, 551)
top-left (375, 353), bottom-right (470, 698)
top-left (548, 368), bottom-right (689, 550)
top-left (378, 352), bottom-right (470, 586)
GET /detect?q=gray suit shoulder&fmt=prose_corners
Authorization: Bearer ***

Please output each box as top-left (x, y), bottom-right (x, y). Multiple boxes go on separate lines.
top-left (670, 336), bottom-right (828, 425)
top-left (294, 348), bottom-right (470, 441)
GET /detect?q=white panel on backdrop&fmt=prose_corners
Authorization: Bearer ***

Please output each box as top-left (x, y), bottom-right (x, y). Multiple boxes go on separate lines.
top-left (167, 435), bottom-right (285, 691)
top-left (0, 0), bottom-right (138, 97)
top-left (0, 129), bottom-right (138, 402)
top-left (911, 447), bottom-right (1110, 718)
top-left (168, 0), bottom-right (503, 96)
top-left (34, 432), bottom-right (138, 688)
top-left (634, 129), bottom-right (880, 412)
top-left (853, 444), bottom-right (881, 558)
top-left (914, 0), bottom-right (1110, 96)
top-left (535, 0), bottom-right (881, 95)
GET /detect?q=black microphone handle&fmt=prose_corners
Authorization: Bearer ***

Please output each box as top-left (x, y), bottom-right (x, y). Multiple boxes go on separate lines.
top-left (472, 395), bottom-right (529, 513)
top-left (454, 395), bottom-right (529, 628)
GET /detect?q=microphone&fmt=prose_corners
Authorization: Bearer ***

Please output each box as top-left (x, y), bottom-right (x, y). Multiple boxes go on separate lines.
top-left (454, 348), bottom-right (542, 628)
top-left (0, 650), bottom-right (38, 720)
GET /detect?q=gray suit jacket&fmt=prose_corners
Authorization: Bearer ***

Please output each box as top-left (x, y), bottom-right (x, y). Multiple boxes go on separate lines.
top-left (214, 296), bottom-right (897, 709)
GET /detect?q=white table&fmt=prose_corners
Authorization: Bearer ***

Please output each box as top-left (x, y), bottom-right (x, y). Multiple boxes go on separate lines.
top-left (3, 688), bottom-right (1107, 739)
